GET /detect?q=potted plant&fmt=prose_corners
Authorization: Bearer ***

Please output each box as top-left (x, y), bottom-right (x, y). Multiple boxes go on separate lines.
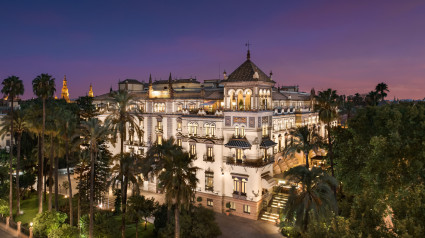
top-left (225, 202), bottom-right (231, 216)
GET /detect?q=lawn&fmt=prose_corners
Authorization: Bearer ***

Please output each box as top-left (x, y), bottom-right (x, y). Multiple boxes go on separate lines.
top-left (12, 192), bottom-right (71, 226)
top-left (12, 192), bottom-right (154, 237)
top-left (113, 215), bottom-right (155, 238)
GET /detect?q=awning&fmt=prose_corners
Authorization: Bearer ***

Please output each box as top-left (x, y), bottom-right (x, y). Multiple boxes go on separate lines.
top-left (260, 139), bottom-right (277, 148)
top-left (201, 101), bottom-right (216, 106)
top-left (225, 138), bottom-right (252, 149)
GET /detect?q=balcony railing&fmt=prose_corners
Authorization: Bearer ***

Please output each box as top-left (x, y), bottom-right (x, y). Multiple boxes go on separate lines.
top-left (205, 186), bottom-right (214, 192)
top-left (226, 156), bottom-right (274, 168)
top-left (155, 126), bottom-right (163, 133)
top-left (232, 191), bottom-right (247, 200)
top-left (203, 155), bottom-right (214, 162)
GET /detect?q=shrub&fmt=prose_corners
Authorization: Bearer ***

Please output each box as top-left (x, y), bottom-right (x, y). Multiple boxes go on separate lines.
top-left (32, 211), bottom-right (67, 238)
top-left (48, 224), bottom-right (79, 238)
top-left (0, 199), bottom-right (8, 215)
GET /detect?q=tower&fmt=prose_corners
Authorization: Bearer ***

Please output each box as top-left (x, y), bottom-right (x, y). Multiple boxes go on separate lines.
top-left (168, 72), bottom-right (174, 98)
top-left (88, 84), bottom-right (94, 97)
top-left (61, 75), bottom-right (70, 102)
top-left (148, 74), bottom-right (153, 98)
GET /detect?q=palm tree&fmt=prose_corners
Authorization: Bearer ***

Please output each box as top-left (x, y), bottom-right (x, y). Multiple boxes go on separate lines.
top-left (366, 90), bottom-right (379, 106)
top-left (283, 126), bottom-right (322, 169)
top-left (282, 166), bottom-right (337, 233)
top-left (110, 152), bottom-right (144, 236)
top-left (56, 106), bottom-right (78, 226)
top-left (143, 137), bottom-right (182, 176)
top-left (106, 90), bottom-right (142, 238)
top-left (375, 82), bottom-right (389, 102)
top-left (1, 75), bottom-right (24, 220)
top-left (0, 109), bottom-right (27, 217)
top-left (45, 100), bottom-right (59, 211)
top-left (32, 73), bottom-right (56, 213)
top-left (158, 150), bottom-right (198, 238)
top-left (80, 118), bottom-right (110, 238)
top-left (314, 89), bottom-right (338, 178)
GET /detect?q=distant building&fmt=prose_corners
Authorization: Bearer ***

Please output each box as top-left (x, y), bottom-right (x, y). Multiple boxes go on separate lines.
top-left (61, 75), bottom-right (70, 102)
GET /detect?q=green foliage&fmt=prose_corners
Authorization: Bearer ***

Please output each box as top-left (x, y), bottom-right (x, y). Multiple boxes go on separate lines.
top-left (32, 211), bottom-right (67, 238)
top-left (113, 188), bottom-right (122, 214)
top-left (76, 96), bottom-right (98, 120)
top-left (157, 205), bottom-right (222, 238)
top-left (80, 211), bottom-right (121, 238)
top-left (126, 195), bottom-right (158, 230)
top-left (48, 224), bottom-right (79, 238)
top-left (0, 198), bottom-right (8, 215)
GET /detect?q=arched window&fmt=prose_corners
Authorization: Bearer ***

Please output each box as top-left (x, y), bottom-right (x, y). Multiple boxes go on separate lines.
top-left (205, 123), bottom-right (216, 137)
top-left (188, 122), bottom-right (198, 136)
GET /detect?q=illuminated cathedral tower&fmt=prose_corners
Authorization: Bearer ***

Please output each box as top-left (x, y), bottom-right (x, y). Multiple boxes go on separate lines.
top-left (61, 75), bottom-right (70, 102)
top-left (88, 84), bottom-right (94, 97)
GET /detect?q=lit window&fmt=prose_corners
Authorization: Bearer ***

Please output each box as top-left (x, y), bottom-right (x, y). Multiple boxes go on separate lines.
top-left (157, 135), bottom-right (162, 145)
top-left (262, 125), bottom-right (268, 137)
top-left (207, 147), bottom-right (213, 158)
top-left (207, 198), bottom-right (213, 207)
top-left (205, 172), bottom-right (214, 191)
top-left (177, 139), bottom-right (182, 147)
top-left (243, 205), bottom-right (250, 214)
top-left (240, 126), bottom-right (245, 137)
top-left (241, 179), bottom-right (247, 194)
top-left (236, 149), bottom-right (243, 160)
top-left (188, 122), bottom-right (198, 136)
top-left (234, 126), bottom-right (239, 137)
top-left (233, 178), bottom-right (240, 193)
top-left (177, 121), bottom-right (182, 131)
top-left (177, 104), bottom-right (183, 112)
top-left (230, 202), bottom-right (236, 210)
top-left (190, 144), bottom-right (196, 156)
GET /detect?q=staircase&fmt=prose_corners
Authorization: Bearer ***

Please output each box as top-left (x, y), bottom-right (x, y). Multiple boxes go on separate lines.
top-left (260, 193), bottom-right (288, 222)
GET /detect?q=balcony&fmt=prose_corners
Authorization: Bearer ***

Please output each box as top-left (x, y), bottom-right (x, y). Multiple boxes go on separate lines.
top-left (226, 156), bottom-right (274, 168)
top-left (205, 186), bottom-right (214, 192)
top-left (203, 155), bottom-right (214, 162)
top-left (233, 191), bottom-right (247, 200)
top-left (155, 126), bottom-right (163, 133)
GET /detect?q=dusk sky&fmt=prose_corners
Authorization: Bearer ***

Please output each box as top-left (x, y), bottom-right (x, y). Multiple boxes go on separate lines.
top-left (1, 0), bottom-right (424, 99)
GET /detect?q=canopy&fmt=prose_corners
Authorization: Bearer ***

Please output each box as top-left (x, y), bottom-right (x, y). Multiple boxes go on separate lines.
top-left (201, 101), bottom-right (216, 106)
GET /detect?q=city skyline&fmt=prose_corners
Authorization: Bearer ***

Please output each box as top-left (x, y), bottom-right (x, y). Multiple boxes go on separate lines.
top-left (1, 0), bottom-right (425, 99)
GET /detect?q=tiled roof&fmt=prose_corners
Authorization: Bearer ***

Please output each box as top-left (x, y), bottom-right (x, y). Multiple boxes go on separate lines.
top-left (272, 91), bottom-right (289, 100)
top-left (260, 139), bottom-right (277, 148)
top-left (205, 90), bottom-right (224, 100)
top-left (225, 138), bottom-right (252, 149)
top-left (223, 59), bottom-right (272, 82)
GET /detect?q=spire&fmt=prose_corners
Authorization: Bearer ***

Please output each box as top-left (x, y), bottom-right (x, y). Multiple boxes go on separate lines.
top-left (247, 50), bottom-right (250, 60)
top-left (88, 84), bottom-right (94, 97)
top-left (269, 70), bottom-right (273, 80)
top-left (168, 72), bottom-right (172, 82)
top-left (149, 74), bottom-right (152, 85)
top-left (61, 75), bottom-right (70, 102)
top-left (223, 70), bottom-right (227, 80)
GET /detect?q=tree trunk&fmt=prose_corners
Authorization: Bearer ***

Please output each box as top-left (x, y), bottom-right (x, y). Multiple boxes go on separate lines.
top-left (16, 133), bottom-right (21, 216)
top-left (121, 174), bottom-right (128, 238)
top-left (37, 134), bottom-right (42, 213)
top-left (174, 206), bottom-right (180, 238)
top-left (65, 135), bottom-right (74, 226)
top-left (89, 146), bottom-right (95, 238)
top-left (144, 219), bottom-right (147, 230)
top-left (305, 150), bottom-right (309, 169)
top-left (136, 219), bottom-right (139, 238)
top-left (48, 135), bottom-right (53, 211)
top-left (327, 122), bottom-right (338, 210)
top-left (54, 152), bottom-right (59, 211)
top-left (9, 97), bottom-right (14, 220)
top-left (38, 98), bottom-right (46, 214)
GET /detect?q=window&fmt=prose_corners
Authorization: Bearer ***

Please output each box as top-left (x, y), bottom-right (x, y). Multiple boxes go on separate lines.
top-left (177, 104), bottom-right (183, 112)
top-left (157, 135), bottom-right (162, 145)
top-left (189, 104), bottom-right (196, 110)
top-left (241, 179), bottom-right (247, 195)
top-left (230, 202), bottom-right (236, 210)
top-left (207, 198), bottom-right (213, 207)
top-left (177, 121), bottom-right (182, 131)
top-left (156, 121), bottom-right (163, 132)
top-left (207, 147), bottom-right (213, 159)
top-left (236, 149), bottom-right (243, 160)
top-left (188, 122), bottom-right (198, 136)
top-left (205, 172), bottom-right (214, 191)
top-left (234, 126), bottom-right (239, 137)
top-left (177, 139), bottom-right (182, 147)
top-left (262, 125), bottom-right (268, 137)
top-left (205, 123), bottom-right (216, 137)
top-left (233, 178), bottom-right (240, 194)
top-left (154, 103), bottom-right (165, 112)
top-left (190, 144), bottom-right (196, 156)
top-left (243, 205), bottom-right (251, 214)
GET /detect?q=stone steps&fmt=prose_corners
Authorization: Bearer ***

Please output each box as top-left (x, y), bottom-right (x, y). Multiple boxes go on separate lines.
top-left (259, 193), bottom-right (288, 223)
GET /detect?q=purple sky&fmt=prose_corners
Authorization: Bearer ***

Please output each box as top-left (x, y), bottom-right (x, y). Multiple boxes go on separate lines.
top-left (1, 0), bottom-right (424, 99)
